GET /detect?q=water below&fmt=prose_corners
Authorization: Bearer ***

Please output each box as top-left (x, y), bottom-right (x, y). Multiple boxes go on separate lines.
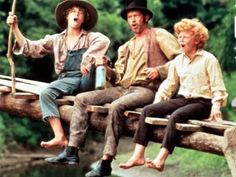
top-left (2, 164), bottom-right (121, 177)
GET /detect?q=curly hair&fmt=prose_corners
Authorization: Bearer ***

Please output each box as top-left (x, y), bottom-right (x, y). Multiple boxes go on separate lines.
top-left (174, 18), bottom-right (209, 49)
top-left (63, 5), bottom-right (88, 27)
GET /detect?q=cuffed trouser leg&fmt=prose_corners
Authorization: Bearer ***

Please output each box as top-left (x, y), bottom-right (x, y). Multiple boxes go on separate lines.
top-left (40, 86), bottom-right (61, 121)
top-left (40, 77), bottom-right (81, 121)
top-left (68, 87), bottom-right (124, 148)
top-left (103, 86), bottom-right (155, 157)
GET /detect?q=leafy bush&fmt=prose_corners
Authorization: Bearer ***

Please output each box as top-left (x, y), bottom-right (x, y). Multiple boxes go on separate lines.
top-left (0, 112), bottom-right (51, 151)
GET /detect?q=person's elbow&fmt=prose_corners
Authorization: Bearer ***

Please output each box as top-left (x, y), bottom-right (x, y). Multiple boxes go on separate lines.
top-left (103, 36), bottom-right (111, 49)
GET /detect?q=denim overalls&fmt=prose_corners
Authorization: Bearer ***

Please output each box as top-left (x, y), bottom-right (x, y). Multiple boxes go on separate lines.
top-left (40, 48), bottom-right (95, 121)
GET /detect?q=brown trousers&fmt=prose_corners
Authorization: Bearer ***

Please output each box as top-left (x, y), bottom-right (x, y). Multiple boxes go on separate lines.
top-left (68, 86), bottom-right (155, 156)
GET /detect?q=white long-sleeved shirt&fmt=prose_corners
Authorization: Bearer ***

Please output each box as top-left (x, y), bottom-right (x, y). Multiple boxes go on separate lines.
top-left (154, 50), bottom-right (228, 108)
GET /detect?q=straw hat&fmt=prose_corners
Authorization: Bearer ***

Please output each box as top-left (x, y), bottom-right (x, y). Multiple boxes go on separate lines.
top-left (55, 0), bottom-right (98, 30)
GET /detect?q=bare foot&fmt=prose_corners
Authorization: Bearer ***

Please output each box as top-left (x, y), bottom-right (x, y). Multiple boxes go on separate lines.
top-left (146, 158), bottom-right (164, 172)
top-left (40, 137), bottom-right (68, 149)
top-left (119, 157), bottom-right (145, 169)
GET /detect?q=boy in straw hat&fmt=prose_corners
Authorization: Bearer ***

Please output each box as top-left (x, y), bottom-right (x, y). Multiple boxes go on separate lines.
top-left (46, 0), bottom-right (180, 176)
top-left (119, 18), bottom-right (227, 172)
top-left (6, 0), bottom-right (110, 149)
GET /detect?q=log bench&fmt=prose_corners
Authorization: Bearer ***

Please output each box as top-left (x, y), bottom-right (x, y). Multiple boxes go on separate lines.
top-left (0, 78), bottom-right (236, 176)
top-left (86, 105), bottom-right (236, 177)
top-left (0, 85), bottom-right (75, 105)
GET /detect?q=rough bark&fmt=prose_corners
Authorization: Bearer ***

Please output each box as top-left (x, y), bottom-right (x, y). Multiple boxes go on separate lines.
top-left (0, 93), bottom-right (224, 156)
top-left (223, 127), bottom-right (236, 177)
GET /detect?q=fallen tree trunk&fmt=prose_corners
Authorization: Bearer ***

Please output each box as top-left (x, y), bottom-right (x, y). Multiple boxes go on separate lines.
top-left (2, 92), bottom-right (236, 176)
top-left (0, 93), bottom-right (224, 155)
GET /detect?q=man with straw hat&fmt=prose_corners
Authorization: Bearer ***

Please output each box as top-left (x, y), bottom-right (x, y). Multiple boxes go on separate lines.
top-left (6, 0), bottom-right (110, 149)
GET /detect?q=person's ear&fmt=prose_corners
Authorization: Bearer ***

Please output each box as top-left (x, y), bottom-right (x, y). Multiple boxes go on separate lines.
top-left (194, 38), bottom-right (200, 45)
top-left (145, 15), bottom-right (150, 22)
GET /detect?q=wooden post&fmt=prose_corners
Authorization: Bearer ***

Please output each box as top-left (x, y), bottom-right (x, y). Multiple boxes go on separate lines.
top-left (223, 127), bottom-right (236, 177)
top-left (232, 97), bottom-right (236, 109)
top-left (6, 0), bottom-right (17, 93)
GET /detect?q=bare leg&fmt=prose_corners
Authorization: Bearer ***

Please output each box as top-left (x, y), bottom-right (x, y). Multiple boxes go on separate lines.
top-left (119, 144), bottom-right (146, 169)
top-left (146, 147), bottom-right (169, 172)
top-left (101, 154), bottom-right (112, 161)
top-left (40, 117), bottom-right (68, 149)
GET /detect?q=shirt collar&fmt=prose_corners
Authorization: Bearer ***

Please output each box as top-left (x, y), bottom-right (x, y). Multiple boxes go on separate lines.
top-left (183, 49), bottom-right (204, 61)
top-left (61, 29), bottom-right (88, 38)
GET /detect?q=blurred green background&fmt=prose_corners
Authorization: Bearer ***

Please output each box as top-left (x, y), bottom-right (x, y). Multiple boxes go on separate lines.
top-left (0, 0), bottom-right (235, 176)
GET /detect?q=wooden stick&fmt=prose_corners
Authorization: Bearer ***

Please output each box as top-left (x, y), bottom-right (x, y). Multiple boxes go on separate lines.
top-left (6, 0), bottom-right (17, 93)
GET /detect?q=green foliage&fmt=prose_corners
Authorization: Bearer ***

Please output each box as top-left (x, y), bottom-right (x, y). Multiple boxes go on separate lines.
top-left (207, 0), bottom-right (236, 72)
top-left (172, 146), bottom-right (231, 177)
top-left (0, 0), bottom-right (56, 78)
top-left (0, 112), bottom-right (51, 150)
top-left (117, 143), bottom-right (231, 177)
top-left (159, 0), bottom-right (235, 72)
top-left (0, 115), bottom-right (6, 154)
top-left (91, 0), bottom-right (132, 62)
top-left (95, 12), bottom-right (131, 61)
top-left (148, 0), bottom-right (165, 27)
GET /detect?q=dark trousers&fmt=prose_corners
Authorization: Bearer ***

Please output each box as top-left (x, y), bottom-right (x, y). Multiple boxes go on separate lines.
top-left (133, 95), bottom-right (212, 154)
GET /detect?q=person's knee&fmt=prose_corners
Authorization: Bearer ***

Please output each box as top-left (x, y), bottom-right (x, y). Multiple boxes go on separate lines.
top-left (40, 88), bottom-right (55, 101)
top-left (143, 104), bottom-right (153, 115)
top-left (109, 103), bottom-right (126, 124)
top-left (169, 112), bottom-right (183, 124)
top-left (74, 93), bottom-right (89, 106)
top-left (110, 102), bottom-right (125, 114)
top-left (143, 104), bottom-right (161, 117)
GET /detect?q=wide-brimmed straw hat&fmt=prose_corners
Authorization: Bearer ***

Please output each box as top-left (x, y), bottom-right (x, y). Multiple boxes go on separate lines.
top-left (55, 0), bottom-right (98, 30)
top-left (121, 0), bottom-right (153, 20)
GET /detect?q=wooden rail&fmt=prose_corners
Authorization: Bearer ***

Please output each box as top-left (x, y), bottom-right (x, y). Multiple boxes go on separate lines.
top-left (232, 97), bottom-right (236, 109)
top-left (0, 76), bottom-right (236, 177)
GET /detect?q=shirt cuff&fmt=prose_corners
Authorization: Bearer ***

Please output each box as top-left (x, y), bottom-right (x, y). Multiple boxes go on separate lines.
top-left (156, 62), bottom-right (170, 80)
top-left (211, 101), bottom-right (221, 110)
top-left (13, 39), bottom-right (27, 55)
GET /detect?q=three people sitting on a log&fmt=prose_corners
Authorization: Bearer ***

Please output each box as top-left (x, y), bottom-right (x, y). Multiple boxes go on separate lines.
top-left (7, 0), bottom-right (227, 176)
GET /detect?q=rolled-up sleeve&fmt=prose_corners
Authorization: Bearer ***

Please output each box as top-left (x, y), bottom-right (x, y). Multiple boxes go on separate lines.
top-left (13, 35), bottom-right (54, 58)
top-left (81, 32), bottom-right (110, 71)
